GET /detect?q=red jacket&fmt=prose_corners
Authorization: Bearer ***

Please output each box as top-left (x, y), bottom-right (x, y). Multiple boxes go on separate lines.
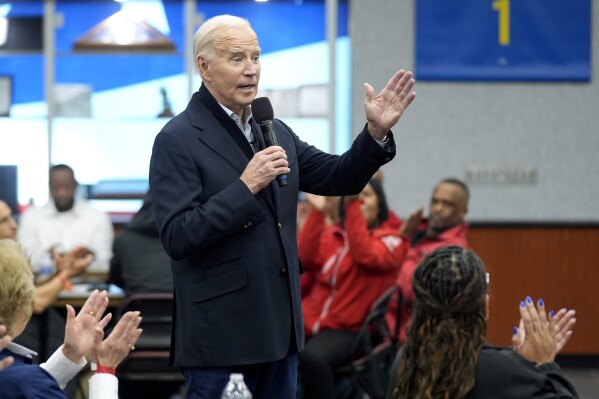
top-left (386, 221), bottom-right (469, 343)
top-left (386, 210), bottom-right (403, 230)
top-left (298, 200), bottom-right (408, 336)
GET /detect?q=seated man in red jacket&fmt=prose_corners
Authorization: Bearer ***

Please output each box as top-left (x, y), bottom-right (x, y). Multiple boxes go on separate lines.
top-left (387, 178), bottom-right (470, 343)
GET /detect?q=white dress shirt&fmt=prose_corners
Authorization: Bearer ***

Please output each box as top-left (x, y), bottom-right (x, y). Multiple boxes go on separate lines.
top-left (40, 345), bottom-right (118, 398)
top-left (7, 342), bottom-right (118, 398)
top-left (17, 198), bottom-right (114, 272)
top-left (40, 344), bottom-right (87, 389)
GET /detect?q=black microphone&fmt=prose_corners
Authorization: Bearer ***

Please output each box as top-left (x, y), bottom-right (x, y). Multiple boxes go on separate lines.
top-left (251, 97), bottom-right (288, 187)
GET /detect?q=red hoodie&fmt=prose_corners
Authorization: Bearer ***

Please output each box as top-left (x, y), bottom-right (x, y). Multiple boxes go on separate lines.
top-left (298, 200), bottom-right (409, 336)
top-left (386, 220), bottom-right (469, 343)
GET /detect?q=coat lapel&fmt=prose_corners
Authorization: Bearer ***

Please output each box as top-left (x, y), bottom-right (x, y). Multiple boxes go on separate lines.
top-left (186, 86), bottom-right (251, 174)
top-left (186, 86), bottom-right (277, 214)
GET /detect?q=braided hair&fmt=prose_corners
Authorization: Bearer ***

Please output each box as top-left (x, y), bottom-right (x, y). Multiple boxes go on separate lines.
top-left (393, 246), bottom-right (488, 399)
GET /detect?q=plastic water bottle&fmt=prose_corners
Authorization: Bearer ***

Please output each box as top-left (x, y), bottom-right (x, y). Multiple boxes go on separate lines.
top-left (221, 373), bottom-right (252, 399)
top-left (37, 253), bottom-right (55, 283)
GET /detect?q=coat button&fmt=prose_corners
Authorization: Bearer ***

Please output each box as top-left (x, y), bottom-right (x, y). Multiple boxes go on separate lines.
top-left (280, 267), bottom-right (288, 274)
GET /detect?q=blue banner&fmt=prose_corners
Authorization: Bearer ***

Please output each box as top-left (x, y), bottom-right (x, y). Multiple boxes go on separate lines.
top-left (415, 0), bottom-right (591, 81)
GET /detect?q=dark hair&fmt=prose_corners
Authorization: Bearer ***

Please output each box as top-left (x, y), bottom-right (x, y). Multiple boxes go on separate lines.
top-left (394, 246), bottom-right (487, 399)
top-left (339, 178), bottom-right (389, 230)
top-left (439, 177), bottom-right (470, 203)
top-left (49, 164), bottom-right (75, 181)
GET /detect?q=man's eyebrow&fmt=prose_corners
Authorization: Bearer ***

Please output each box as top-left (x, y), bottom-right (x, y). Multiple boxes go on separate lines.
top-left (227, 46), bottom-right (261, 54)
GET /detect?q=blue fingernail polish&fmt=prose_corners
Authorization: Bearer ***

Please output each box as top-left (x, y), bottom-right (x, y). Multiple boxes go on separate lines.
top-left (520, 301), bottom-right (525, 308)
top-left (526, 296), bottom-right (532, 303)
top-left (538, 299), bottom-right (544, 307)
top-left (549, 310), bottom-right (555, 318)
top-left (513, 327), bottom-right (518, 334)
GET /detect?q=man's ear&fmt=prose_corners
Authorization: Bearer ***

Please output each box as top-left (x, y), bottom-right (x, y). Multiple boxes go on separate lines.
top-left (458, 200), bottom-right (468, 223)
top-left (197, 56), bottom-right (210, 81)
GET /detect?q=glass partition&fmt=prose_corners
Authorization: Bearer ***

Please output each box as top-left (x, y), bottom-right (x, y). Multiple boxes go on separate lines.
top-left (0, 0), bottom-right (350, 215)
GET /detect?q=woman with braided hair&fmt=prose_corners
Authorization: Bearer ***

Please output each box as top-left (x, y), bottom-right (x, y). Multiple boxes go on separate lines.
top-left (390, 245), bottom-right (578, 399)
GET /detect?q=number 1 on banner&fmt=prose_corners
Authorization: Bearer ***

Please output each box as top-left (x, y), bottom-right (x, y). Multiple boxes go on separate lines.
top-left (492, 0), bottom-right (510, 46)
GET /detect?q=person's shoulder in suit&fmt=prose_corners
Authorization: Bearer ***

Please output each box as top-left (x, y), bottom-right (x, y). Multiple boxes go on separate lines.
top-left (0, 357), bottom-right (67, 398)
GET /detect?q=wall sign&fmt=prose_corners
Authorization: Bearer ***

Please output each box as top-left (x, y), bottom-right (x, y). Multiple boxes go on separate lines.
top-left (415, 0), bottom-right (591, 81)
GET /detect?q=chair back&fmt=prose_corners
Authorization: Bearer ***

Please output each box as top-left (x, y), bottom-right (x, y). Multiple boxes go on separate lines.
top-left (348, 284), bottom-right (399, 356)
top-left (385, 347), bottom-right (404, 399)
top-left (337, 285), bottom-right (404, 399)
top-left (116, 293), bottom-right (173, 350)
top-left (114, 292), bottom-right (183, 382)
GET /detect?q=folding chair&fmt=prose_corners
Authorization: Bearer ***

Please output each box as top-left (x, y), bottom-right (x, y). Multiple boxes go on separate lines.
top-left (336, 285), bottom-right (404, 399)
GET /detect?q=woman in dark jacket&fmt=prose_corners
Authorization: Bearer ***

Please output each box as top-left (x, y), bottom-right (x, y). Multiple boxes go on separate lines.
top-left (390, 246), bottom-right (578, 399)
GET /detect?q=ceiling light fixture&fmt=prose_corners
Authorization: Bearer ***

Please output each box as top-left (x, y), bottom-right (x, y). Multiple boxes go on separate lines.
top-left (73, 10), bottom-right (175, 53)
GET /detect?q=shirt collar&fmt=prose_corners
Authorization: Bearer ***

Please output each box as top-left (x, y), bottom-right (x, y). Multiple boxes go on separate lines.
top-left (219, 103), bottom-right (254, 144)
top-left (219, 104), bottom-right (252, 126)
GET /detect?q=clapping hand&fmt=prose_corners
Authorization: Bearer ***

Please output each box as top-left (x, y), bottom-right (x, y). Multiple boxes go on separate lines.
top-left (512, 303), bottom-right (576, 355)
top-left (552, 307), bottom-right (577, 352)
top-left (399, 206), bottom-right (424, 240)
top-left (510, 297), bottom-right (576, 365)
top-left (305, 193), bottom-right (327, 212)
top-left (363, 69), bottom-right (416, 139)
top-left (305, 194), bottom-right (342, 224)
top-left (54, 246), bottom-right (94, 279)
top-left (91, 311), bottom-right (143, 369)
top-left (62, 290), bottom-right (112, 363)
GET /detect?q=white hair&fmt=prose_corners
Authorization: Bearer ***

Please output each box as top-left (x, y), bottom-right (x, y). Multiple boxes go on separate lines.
top-left (193, 14), bottom-right (252, 70)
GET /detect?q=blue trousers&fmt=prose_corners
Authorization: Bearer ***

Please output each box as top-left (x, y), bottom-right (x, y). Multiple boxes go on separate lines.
top-left (182, 351), bottom-right (298, 399)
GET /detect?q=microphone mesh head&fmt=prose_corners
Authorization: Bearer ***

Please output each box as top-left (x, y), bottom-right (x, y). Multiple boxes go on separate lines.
top-left (251, 97), bottom-right (274, 123)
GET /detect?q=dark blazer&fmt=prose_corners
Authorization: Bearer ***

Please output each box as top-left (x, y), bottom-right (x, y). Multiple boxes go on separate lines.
top-left (0, 349), bottom-right (67, 399)
top-left (149, 85), bottom-right (395, 367)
